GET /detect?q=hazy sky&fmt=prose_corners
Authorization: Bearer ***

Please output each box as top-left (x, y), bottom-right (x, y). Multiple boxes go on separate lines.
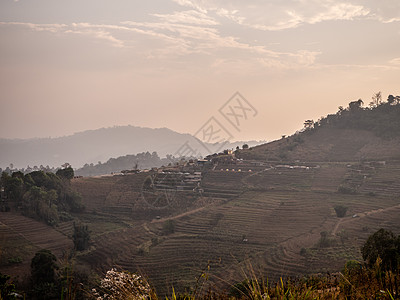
top-left (1, 0), bottom-right (399, 141)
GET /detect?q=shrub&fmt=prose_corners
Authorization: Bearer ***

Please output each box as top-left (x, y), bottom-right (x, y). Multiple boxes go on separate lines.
top-left (7, 257), bottom-right (22, 264)
top-left (338, 185), bottom-right (356, 194)
top-left (318, 231), bottom-right (337, 248)
top-left (343, 260), bottom-right (362, 273)
top-left (334, 205), bottom-right (348, 218)
top-left (92, 268), bottom-right (152, 300)
top-left (0, 273), bottom-right (16, 300)
top-left (73, 223), bottom-right (90, 251)
top-left (300, 248), bottom-right (307, 256)
top-left (162, 220), bottom-right (175, 235)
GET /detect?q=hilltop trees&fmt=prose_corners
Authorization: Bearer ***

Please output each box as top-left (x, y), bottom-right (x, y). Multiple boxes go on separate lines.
top-left (303, 119), bottom-right (314, 129)
top-left (348, 99), bottom-right (363, 111)
top-left (388, 94), bottom-right (400, 105)
top-left (1, 172), bottom-right (24, 202)
top-left (75, 151), bottom-right (178, 177)
top-left (308, 92), bottom-right (400, 139)
top-left (1, 166), bottom-right (83, 225)
top-left (56, 166), bottom-right (74, 180)
top-left (369, 91), bottom-right (382, 108)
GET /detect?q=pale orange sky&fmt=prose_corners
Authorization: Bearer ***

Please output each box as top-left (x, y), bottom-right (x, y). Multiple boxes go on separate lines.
top-left (1, 0), bottom-right (400, 142)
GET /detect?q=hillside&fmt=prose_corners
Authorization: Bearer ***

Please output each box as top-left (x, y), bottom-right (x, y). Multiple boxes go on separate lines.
top-left (1, 98), bottom-right (400, 297)
top-left (68, 161), bottom-right (400, 296)
top-left (0, 125), bottom-right (262, 169)
top-left (238, 100), bottom-right (400, 162)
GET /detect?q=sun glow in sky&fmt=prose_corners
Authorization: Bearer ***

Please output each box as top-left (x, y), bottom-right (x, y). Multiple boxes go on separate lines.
top-left (1, 0), bottom-right (399, 141)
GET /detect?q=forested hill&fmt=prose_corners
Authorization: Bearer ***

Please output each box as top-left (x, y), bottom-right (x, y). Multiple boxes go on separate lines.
top-left (74, 151), bottom-right (177, 177)
top-left (239, 95), bottom-right (400, 162)
top-left (0, 126), bottom-right (195, 169)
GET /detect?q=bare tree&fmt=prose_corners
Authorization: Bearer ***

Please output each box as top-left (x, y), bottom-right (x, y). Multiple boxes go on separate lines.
top-left (369, 91), bottom-right (382, 108)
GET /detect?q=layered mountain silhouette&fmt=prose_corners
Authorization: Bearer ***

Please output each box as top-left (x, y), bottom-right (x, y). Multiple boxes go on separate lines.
top-left (0, 126), bottom-right (262, 169)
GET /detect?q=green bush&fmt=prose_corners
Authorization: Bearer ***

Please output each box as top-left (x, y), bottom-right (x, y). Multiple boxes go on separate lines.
top-left (7, 257), bottom-right (22, 264)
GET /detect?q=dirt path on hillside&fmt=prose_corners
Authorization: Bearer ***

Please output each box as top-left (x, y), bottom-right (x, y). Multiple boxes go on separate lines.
top-left (150, 206), bottom-right (206, 224)
top-left (332, 203), bottom-right (400, 235)
top-left (140, 206), bottom-right (207, 237)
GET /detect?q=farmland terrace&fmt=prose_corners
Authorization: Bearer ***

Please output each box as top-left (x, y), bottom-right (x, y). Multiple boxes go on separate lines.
top-left (0, 213), bottom-right (73, 281)
top-left (64, 160), bottom-right (400, 295)
top-left (1, 159), bottom-right (399, 294)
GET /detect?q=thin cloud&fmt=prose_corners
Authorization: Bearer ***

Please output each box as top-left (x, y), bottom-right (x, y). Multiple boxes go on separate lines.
top-left (171, 0), bottom-right (207, 13)
top-left (0, 21), bottom-right (124, 47)
top-left (389, 58), bottom-right (400, 65)
top-left (0, 19), bottom-right (320, 69)
top-left (0, 21), bottom-right (68, 33)
top-left (173, 0), bottom-right (398, 31)
top-left (152, 10), bottom-right (218, 25)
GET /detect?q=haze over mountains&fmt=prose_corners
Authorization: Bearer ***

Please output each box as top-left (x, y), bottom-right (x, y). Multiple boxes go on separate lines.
top-left (0, 126), bottom-right (263, 169)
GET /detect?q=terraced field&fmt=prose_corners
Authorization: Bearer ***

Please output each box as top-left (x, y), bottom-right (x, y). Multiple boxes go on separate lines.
top-left (2, 161), bottom-right (399, 295)
top-left (359, 162), bottom-right (400, 196)
top-left (0, 213), bottom-right (73, 280)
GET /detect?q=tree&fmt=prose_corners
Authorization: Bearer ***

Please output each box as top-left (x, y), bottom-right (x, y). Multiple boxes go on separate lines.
top-left (73, 223), bottom-right (90, 251)
top-left (303, 119), bottom-right (314, 129)
top-left (348, 99), bottom-right (363, 111)
top-left (361, 228), bottom-right (399, 271)
top-left (334, 205), bottom-right (348, 217)
top-left (56, 167), bottom-right (74, 180)
top-left (387, 94), bottom-right (400, 105)
top-left (2, 174), bottom-right (24, 202)
top-left (318, 231), bottom-right (336, 248)
top-left (30, 249), bottom-right (59, 299)
top-left (388, 95), bottom-right (396, 105)
top-left (369, 91), bottom-right (382, 108)
top-left (31, 249), bottom-right (58, 285)
top-left (242, 144), bottom-right (249, 149)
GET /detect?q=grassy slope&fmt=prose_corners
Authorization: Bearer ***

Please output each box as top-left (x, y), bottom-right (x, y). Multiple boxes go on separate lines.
top-left (239, 127), bottom-right (400, 162)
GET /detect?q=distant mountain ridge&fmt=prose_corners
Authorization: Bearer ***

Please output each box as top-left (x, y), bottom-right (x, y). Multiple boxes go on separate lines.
top-left (0, 126), bottom-right (263, 169)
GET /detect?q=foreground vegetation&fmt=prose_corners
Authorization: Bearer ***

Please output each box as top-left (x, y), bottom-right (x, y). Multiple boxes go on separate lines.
top-left (1, 228), bottom-right (399, 299)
